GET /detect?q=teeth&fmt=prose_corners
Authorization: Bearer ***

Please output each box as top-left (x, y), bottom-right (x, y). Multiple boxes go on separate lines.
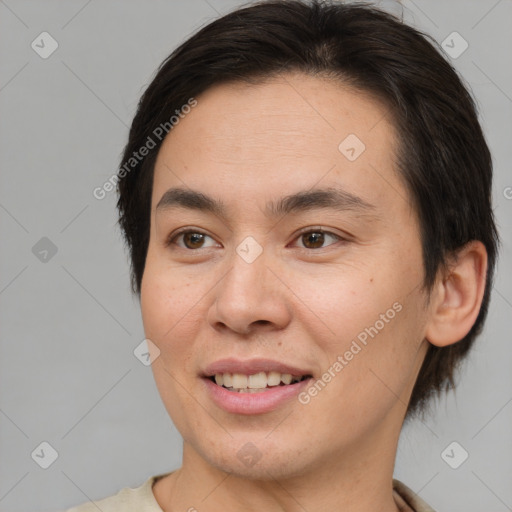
top-left (232, 374), bottom-right (248, 388)
top-left (281, 373), bottom-right (292, 385)
top-left (212, 371), bottom-right (306, 391)
top-left (267, 371), bottom-right (281, 386)
top-left (223, 373), bottom-right (232, 387)
top-left (248, 372), bottom-right (267, 389)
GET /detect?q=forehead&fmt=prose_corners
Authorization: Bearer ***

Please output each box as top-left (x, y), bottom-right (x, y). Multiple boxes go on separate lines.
top-left (152, 72), bottom-right (405, 216)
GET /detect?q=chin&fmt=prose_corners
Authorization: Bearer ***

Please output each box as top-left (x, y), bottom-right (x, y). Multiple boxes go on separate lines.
top-left (196, 436), bottom-right (314, 481)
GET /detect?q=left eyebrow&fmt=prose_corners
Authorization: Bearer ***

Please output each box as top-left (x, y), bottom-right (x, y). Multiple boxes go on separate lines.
top-left (267, 186), bottom-right (376, 218)
top-left (155, 186), bottom-right (377, 222)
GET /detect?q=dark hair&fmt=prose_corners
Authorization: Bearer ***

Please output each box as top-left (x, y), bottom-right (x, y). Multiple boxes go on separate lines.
top-left (116, 0), bottom-right (499, 419)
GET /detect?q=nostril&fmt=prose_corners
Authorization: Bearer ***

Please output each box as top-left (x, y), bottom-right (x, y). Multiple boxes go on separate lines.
top-left (251, 320), bottom-right (271, 328)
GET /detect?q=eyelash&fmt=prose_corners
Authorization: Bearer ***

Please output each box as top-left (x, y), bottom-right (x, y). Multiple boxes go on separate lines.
top-left (165, 227), bottom-right (345, 251)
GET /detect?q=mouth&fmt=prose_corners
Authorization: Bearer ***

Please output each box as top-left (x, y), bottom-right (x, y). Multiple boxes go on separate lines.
top-left (202, 373), bottom-right (313, 414)
top-left (200, 358), bottom-right (314, 414)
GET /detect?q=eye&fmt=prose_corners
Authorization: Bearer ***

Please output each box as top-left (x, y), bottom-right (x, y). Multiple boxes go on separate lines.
top-left (165, 227), bottom-right (344, 251)
top-left (166, 229), bottom-right (219, 250)
top-left (291, 228), bottom-right (343, 250)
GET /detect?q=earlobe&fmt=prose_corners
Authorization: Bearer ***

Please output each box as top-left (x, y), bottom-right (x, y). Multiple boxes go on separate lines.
top-left (425, 241), bottom-right (488, 348)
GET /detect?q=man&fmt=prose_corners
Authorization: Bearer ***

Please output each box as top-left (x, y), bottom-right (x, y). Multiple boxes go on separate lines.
top-left (67, 1), bottom-right (498, 510)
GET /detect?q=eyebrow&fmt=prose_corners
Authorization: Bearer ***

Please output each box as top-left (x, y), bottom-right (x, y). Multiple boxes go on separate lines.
top-left (155, 186), bottom-right (376, 221)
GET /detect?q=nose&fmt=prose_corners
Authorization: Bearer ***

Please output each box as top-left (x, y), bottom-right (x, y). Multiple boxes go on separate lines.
top-left (207, 241), bottom-right (291, 336)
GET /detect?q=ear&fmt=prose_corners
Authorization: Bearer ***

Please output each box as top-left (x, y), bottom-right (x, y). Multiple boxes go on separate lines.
top-left (425, 241), bottom-right (488, 348)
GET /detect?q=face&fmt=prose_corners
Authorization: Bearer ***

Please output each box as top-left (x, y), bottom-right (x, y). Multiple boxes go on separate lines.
top-left (141, 72), bottom-right (431, 480)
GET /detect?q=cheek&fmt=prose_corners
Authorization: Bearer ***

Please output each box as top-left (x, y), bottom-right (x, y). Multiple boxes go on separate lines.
top-left (141, 250), bottom-right (196, 338)
top-left (291, 258), bottom-right (426, 391)
top-left (140, 272), bottom-right (171, 341)
top-left (280, 261), bottom-right (391, 346)
top-left (298, 296), bottom-right (426, 441)
top-left (140, 254), bottom-right (211, 380)
top-left (140, 263), bottom-right (203, 433)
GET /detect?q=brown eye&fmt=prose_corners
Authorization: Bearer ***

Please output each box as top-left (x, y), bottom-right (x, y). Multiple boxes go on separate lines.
top-left (182, 232), bottom-right (206, 249)
top-left (302, 231), bottom-right (325, 249)
top-left (166, 230), bottom-right (218, 250)
top-left (295, 230), bottom-right (341, 250)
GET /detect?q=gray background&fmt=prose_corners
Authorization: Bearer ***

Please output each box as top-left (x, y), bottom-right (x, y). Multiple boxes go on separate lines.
top-left (0, 0), bottom-right (511, 510)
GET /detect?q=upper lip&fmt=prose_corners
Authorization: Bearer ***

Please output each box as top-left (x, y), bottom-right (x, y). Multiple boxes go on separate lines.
top-left (202, 358), bottom-right (312, 378)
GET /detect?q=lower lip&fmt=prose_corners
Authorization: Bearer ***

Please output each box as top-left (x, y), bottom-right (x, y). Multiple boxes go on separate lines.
top-left (202, 377), bottom-right (312, 415)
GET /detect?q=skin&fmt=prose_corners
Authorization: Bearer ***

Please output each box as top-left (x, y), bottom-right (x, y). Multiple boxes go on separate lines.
top-left (140, 72), bottom-right (487, 512)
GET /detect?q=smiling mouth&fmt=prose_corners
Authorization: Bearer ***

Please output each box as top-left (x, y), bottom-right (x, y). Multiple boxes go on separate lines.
top-left (207, 372), bottom-right (312, 393)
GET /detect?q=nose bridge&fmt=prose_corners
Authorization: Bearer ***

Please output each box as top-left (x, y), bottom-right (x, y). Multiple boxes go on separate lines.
top-left (226, 234), bottom-right (270, 302)
top-left (209, 233), bottom-right (289, 333)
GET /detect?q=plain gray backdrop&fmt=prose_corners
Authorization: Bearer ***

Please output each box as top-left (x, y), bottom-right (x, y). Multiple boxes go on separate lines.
top-left (1, 0), bottom-right (511, 511)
